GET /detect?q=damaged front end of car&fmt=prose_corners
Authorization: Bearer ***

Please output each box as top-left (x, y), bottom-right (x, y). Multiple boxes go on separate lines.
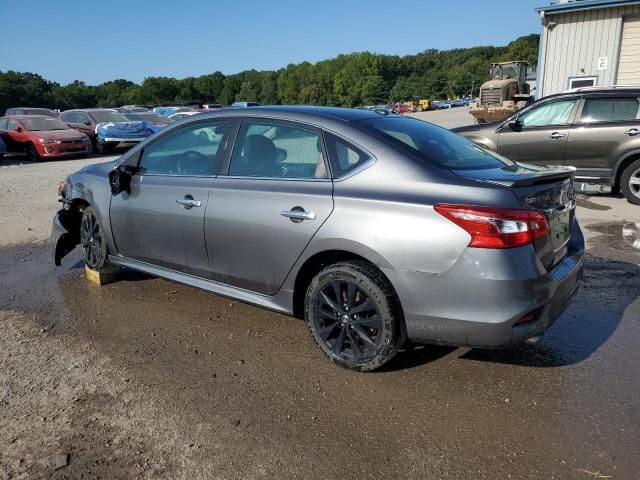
top-left (51, 180), bottom-right (83, 266)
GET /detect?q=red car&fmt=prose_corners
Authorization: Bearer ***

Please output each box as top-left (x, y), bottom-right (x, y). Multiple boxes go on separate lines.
top-left (392, 104), bottom-right (411, 114)
top-left (0, 115), bottom-right (91, 161)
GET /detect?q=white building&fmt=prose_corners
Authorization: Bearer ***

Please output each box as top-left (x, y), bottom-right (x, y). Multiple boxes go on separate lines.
top-left (536, 0), bottom-right (640, 97)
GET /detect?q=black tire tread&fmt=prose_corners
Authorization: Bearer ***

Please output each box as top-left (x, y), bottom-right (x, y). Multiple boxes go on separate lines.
top-left (620, 158), bottom-right (640, 206)
top-left (304, 260), bottom-right (405, 372)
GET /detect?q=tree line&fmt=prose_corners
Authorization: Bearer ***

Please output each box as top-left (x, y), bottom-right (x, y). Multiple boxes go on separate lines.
top-left (0, 34), bottom-right (538, 112)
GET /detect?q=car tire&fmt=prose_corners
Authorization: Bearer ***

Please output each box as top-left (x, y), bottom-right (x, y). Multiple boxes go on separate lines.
top-left (620, 158), bottom-right (640, 205)
top-left (304, 261), bottom-right (405, 372)
top-left (26, 142), bottom-right (42, 162)
top-left (80, 206), bottom-right (109, 271)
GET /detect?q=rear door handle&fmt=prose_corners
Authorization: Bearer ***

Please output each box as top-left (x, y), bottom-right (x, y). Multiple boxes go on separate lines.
top-left (624, 128), bottom-right (640, 136)
top-left (280, 207), bottom-right (316, 223)
top-left (549, 132), bottom-right (566, 139)
top-left (176, 195), bottom-right (202, 209)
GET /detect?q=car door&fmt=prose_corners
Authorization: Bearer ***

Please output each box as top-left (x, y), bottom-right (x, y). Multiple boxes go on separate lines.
top-left (6, 119), bottom-right (29, 153)
top-left (109, 120), bottom-right (230, 277)
top-left (205, 118), bottom-right (334, 295)
top-left (564, 94), bottom-right (640, 176)
top-left (0, 119), bottom-right (13, 152)
top-left (496, 97), bottom-right (579, 166)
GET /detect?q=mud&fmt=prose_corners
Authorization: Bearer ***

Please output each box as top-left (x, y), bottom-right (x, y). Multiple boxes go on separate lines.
top-left (1, 241), bottom-right (639, 479)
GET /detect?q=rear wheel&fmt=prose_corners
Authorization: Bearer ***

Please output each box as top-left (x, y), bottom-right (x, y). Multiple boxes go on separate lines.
top-left (80, 206), bottom-right (109, 271)
top-left (620, 158), bottom-right (640, 205)
top-left (26, 142), bottom-right (42, 162)
top-left (304, 261), bottom-right (405, 372)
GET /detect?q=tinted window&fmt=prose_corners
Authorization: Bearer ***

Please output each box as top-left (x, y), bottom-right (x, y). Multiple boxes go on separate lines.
top-left (61, 112), bottom-right (78, 123)
top-left (7, 120), bottom-right (19, 131)
top-left (324, 133), bottom-right (369, 177)
top-left (519, 100), bottom-right (576, 127)
top-left (0, 119), bottom-right (8, 129)
top-left (580, 97), bottom-right (639, 123)
top-left (360, 116), bottom-right (514, 170)
top-left (229, 121), bottom-right (328, 179)
top-left (138, 121), bottom-right (228, 176)
top-left (76, 113), bottom-right (91, 124)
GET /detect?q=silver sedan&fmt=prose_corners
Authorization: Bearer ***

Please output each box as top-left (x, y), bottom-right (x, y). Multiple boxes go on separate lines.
top-left (52, 106), bottom-right (584, 371)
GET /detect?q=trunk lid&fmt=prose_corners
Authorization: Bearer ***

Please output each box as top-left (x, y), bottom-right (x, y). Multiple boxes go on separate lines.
top-left (451, 162), bottom-right (576, 270)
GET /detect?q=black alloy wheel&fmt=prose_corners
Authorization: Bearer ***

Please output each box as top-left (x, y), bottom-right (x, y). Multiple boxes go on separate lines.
top-left (80, 207), bottom-right (108, 271)
top-left (305, 261), bottom-right (404, 371)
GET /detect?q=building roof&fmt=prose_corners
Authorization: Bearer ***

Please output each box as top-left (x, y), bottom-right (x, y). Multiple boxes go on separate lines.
top-left (536, 0), bottom-right (640, 14)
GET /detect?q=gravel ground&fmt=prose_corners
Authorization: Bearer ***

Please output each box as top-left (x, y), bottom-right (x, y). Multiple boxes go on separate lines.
top-left (1, 111), bottom-right (639, 479)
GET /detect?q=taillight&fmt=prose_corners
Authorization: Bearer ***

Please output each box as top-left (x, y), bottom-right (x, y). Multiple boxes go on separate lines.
top-left (434, 204), bottom-right (550, 249)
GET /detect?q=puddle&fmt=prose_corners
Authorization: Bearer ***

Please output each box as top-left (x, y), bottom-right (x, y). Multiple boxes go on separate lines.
top-left (576, 195), bottom-right (612, 211)
top-left (585, 221), bottom-right (640, 254)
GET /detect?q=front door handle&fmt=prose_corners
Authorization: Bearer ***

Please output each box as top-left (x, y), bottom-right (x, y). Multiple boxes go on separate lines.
top-left (624, 128), bottom-right (640, 136)
top-left (280, 206), bottom-right (316, 223)
top-left (549, 132), bottom-right (566, 139)
top-left (176, 195), bottom-right (202, 209)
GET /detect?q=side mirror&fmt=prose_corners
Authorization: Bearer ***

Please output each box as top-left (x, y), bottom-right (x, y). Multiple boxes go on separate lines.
top-left (84, 120), bottom-right (92, 126)
top-left (508, 119), bottom-right (523, 132)
top-left (108, 166), bottom-right (133, 195)
top-left (16, 127), bottom-right (23, 133)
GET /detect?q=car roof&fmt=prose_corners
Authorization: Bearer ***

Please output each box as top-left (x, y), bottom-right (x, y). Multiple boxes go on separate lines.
top-left (3, 115), bottom-right (52, 120)
top-left (197, 105), bottom-right (396, 123)
top-left (541, 87), bottom-right (640, 102)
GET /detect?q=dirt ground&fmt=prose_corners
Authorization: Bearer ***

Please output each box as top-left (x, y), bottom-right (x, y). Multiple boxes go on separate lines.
top-left (1, 111), bottom-right (639, 479)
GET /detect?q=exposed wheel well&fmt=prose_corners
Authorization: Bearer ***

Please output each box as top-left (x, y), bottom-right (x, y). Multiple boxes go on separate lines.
top-left (292, 250), bottom-right (402, 321)
top-left (65, 199), bottom-right (91, 235)
top-left (615, 153), bottom-right (640, 189)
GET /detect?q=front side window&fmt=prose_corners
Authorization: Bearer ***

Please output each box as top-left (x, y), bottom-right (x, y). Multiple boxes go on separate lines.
top-left (229, 121), bottom-right (328, 179)
top-left (580, 97), bottom-right (640, 123)
top-left (7, 120), bottom-right (19, 131)
top-left (61, 112), bottom-right (78, 123)
top-left (76, 113), bottom-right (91, 124)
top-left (519, 100), bottom-right (577, 127)
top-left (0, 119), bottom-right (8, 129)
top-left (138, 121), bottom-right (228, 176)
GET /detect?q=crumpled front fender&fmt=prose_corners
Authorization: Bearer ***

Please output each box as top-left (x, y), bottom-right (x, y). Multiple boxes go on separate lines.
top-left (51, 209), bottom-right (80, 266)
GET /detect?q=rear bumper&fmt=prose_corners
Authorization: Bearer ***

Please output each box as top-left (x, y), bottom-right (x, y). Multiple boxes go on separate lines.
top-left (385, 218), bottom-right (585, 347)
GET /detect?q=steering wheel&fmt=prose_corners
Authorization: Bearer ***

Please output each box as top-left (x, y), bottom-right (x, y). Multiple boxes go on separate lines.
top-left (177, 150), bottom-right (210, 175)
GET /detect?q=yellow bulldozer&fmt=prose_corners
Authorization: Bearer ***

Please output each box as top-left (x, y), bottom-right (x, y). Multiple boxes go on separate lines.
top-left (469, 61), bottom-right (533, 124)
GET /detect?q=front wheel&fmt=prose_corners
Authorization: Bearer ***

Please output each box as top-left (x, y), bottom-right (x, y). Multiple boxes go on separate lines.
top-left (620, 158), bottom-right (640, 205)
top-left (26, 142), bottom-right (42, 162)
top-left (80, 206), bottom-right (109, 271)
top-left (304, 261), bottom-right (405, 372)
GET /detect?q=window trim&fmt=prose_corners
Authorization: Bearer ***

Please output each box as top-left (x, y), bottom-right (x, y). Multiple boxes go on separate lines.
top-left (135, 119), bottom-right (233, 178)
top-left (573, 95), bottom-right (640, 125)
top-left (221, 118), bottom-right (332, 182)
top-left (568, 76), bottom-right (598, 90)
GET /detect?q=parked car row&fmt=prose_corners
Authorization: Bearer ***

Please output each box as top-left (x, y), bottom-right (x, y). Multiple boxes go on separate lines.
top-left (0, 101), bottom-right (261, 162)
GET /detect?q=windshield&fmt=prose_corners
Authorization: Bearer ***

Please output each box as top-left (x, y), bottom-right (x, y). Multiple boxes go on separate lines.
top-left (135, 113), bottom-right (171, 124)
top-left (359, 116), bottom-right (514, 170)
top-left (90, 110), bottom-right (129, 123)
top-left (22, 117), bottom-right (69, 131)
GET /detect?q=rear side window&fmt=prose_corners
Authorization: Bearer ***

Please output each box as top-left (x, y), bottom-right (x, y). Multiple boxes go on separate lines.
top-left (324, 133), bottom-right (370, 177)
top-left (580, 97), bottom-right (639, 123)
top-left (138, 121), bottom-right (228, 176)
top-left (360, 116), bottom-right (513, 170)
top-left (228, 121), bottom-right (328, 179)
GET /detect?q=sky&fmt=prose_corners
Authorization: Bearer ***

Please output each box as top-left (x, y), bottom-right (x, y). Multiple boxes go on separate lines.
top-left (0, 0), bottom-right (545, 85)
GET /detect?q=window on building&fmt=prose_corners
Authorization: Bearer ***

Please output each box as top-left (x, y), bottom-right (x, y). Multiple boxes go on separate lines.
top-left (568, 77), bottom-right (597, 90)
top-left (580, 97), bottom-right (640, 123)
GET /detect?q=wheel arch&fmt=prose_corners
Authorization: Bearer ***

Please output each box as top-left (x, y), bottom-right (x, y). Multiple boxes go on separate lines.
top-left (613, 150), bottom-right (640, 189)
top-left (291, 249), bottom-right (404, 323)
